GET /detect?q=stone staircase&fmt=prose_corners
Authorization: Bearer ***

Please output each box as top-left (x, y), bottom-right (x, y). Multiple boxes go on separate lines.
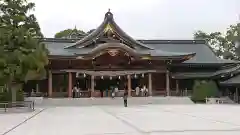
top-left (220, 96), bottom-right (236, 104)
top-left (30, 97), bottom-right (194, 107)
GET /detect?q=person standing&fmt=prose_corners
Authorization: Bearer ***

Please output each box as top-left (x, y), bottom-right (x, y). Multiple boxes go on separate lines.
top-left (145, 88), bottom-right (148, 97)
top-left (123, 91), bottom-right (128, 107)
top-left (76, 87), bottom-right (80, 98)
top-left (140, 87), bottom-right (144, 97)
top-left (72, 86), bottom-right (77, 98)
top-left (135, 86), bottom-right (140, 97)
top-left (114, 86), bottom-right (118, 97)
top-left (111, 88), bottom-right (115, 99)
top-left (142, 85), bottom-right (147, 97)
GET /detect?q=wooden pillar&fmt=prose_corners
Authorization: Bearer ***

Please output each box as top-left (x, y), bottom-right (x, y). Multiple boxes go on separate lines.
top-left (91, 75), bottom-right (95, 97)
top-left (68, 72), bottom-right (72, 98)
top-left (176, 80), bottom-right (179, 95)
top-left (127, 75), bottom-right (132, 97)
top-left (48, 71), bottom-right (52, 97)
top-left (148, 73), bottom-right (152, 96)
top-left (166, 70), bottom-right (170, 96)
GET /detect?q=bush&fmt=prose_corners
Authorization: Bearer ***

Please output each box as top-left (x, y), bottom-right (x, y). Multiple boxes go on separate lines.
top-left (0, 89), bottom-right (24, 102)
top-left (191, 80), bottom-right (218, 102)
top-left (0, 86), bottom-right (25, 108)
top-left (0, 91), bottom-right (11, 102)
top-left (0, 86), bottom-right (10, 102)
top-left (16, 89), bottom-right (24, 101)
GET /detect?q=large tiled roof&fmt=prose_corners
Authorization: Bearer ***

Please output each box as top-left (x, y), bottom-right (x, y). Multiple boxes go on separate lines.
top-left (42, 10), bottom-right (239, 64)
top-left (144, 41), bottom-right (236, 64)
top-left (43, 38), bottom-right (238, 64)
top-left (172, 64), bottom-right (240, 79)
top-left (220, 73), bottom-right (240, 86)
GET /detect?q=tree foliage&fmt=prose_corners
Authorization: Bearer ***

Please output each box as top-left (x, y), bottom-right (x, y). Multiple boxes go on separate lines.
top-left (191, 80), bottom-right (219, 102)
top-left (54, 28), bottom-right (86, 38)
top-left (194, 23), bottom-right (240, 60)
top-left (0, 0), bottom-right (49, 100)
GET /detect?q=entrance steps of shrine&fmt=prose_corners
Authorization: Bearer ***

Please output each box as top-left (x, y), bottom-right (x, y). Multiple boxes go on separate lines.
top-left (33, 97), bottom-right (194, 107)
top-left (221, 96), bottom-right (236, 104)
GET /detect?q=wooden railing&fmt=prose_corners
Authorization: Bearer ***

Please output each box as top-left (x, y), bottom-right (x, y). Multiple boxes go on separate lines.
top-left (0, 101), bottom-right (35, 112)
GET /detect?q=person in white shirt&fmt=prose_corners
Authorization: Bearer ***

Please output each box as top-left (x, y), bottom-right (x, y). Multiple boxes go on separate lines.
top-left (143, 85), bottom-right (147, 97)
top-left (76, 87), bottom-right (80, 98)
top-left (135, 87), bottom-right (140, 97)
top-left (111, 86), bottom-right (116, 98)
top-left (114, 87), bottom-right (118, 97)
top-left (72, 86), bottom-right (77, 98)
top-left (145, 88), bottom-right (148, 97)
top-left (140, 87), bottom-right (144, 97)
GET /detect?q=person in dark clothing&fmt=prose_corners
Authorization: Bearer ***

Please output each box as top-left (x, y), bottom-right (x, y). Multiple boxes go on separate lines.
top-left (123, 91), bottom-right (128, 107)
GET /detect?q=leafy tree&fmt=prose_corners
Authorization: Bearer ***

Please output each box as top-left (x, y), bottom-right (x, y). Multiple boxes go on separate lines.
top-left (0, 0), bottom-right (49, 101)
top-left (54, 28), bottom-right (86, 38)
top-left (191, 80), bottom-right (219, 102)
top-left (194, 23), bottom-right (240, 60)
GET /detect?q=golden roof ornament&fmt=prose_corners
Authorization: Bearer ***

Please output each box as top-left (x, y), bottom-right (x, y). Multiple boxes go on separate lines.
top-left (104, 23), bottom-right (113, 33)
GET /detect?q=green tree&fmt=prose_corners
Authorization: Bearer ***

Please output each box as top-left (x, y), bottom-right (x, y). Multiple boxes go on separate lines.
top-left (0, 0), bottom-right (49, 101)
top-left (191, 80), bottom-right (218, 102)
top-left (194, 23), bottom-right (240, 60)
top-left (54, 28), bottom-right (86, 38)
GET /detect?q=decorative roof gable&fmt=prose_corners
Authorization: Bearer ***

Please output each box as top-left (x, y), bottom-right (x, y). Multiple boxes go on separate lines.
top-left (64, 9), bottom-right (153, 50)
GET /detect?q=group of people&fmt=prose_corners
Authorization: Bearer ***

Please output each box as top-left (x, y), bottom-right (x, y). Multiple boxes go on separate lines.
top-left (112, 85), bottom-right (148, 107)
top-left (105, 86), bottom-right (128, 107)
top-left (71, 85), bottom-right (148, 107)
top-left (135, 85), bottom-right (148, 97)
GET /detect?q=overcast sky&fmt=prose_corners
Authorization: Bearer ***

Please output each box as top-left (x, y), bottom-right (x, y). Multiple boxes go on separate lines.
top-left (31, 0), bottom-right (240, 39)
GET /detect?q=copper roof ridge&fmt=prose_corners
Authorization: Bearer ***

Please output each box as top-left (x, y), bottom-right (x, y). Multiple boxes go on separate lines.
top-left (64, 10), bottom-right (153, 49)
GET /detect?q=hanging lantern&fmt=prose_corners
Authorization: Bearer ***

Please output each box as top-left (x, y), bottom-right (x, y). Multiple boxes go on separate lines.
top-left (110, 76), bottom-right (112, 80)
top-left (101, 76), bottom-right (104, 79)
top-left (83, 73), bottom-right (86, 78)
top-left (141, 73), bottom-right (144, 78)
top-left (134, 74), bottom-right (137, 78)
top-left (118, 76), bottom-right (121, 79)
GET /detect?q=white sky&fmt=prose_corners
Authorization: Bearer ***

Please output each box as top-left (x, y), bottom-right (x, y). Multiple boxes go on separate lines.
top-left (31, 0), bottom-right (240, 39)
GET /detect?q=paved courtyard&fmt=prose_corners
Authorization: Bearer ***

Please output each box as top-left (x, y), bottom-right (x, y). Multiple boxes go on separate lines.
top-left (1, 104), bottom-right (240, 135)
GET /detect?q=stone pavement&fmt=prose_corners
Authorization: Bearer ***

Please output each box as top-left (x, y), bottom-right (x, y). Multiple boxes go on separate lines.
top-left (0, 108), bottom-right (44, 135)
top-left (1, 105), bottom-right (240, 135)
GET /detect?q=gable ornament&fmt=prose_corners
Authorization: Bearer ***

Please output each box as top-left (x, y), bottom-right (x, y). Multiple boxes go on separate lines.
top-left (108, 49), bottom-right (119, 56)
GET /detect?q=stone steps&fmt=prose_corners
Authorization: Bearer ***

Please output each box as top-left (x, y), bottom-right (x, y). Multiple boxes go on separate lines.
top-left (31, 97), bottom-right (194, 107)
top-left (221, 96), bottom-right (236, 104)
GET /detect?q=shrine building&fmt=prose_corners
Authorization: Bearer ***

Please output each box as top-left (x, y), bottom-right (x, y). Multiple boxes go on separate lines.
top-left (26, 10), bottom-right (240, 98)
